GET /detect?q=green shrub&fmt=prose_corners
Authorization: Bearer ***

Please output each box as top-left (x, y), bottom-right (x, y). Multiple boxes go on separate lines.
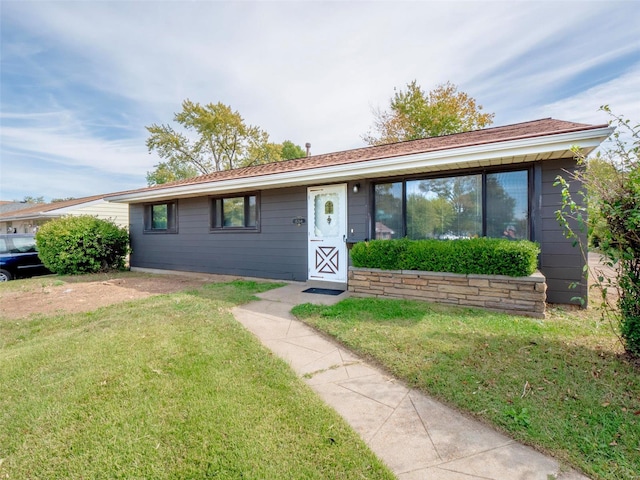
top-left (554, 108), bottom-right (640, 356)
top-left (350, 237), bottom-right (411, 270)
top-left (620, 288), bottom-right (640, 356)
top-left (350, 238), bottom-right (539, 277)
top-left (36, 216), bottom-right (130, 275)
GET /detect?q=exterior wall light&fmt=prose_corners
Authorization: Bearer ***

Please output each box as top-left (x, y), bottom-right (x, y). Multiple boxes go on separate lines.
top-left (353, 183), bottom-right (360, 193)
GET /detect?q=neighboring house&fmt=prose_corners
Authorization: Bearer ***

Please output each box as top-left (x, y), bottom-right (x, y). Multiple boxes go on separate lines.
top-left (0, 201), bottom-right (37, 217)
top-left (375, 222), bottom-right (395, 240)
top-left (109, 118), bottom-right (613, 305)
top-left (0, 194), bottom-right (130, 234)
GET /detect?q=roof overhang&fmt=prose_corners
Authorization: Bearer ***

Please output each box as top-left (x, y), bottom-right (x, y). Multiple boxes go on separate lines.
top-left (0, 213), bottom-right (61, 222)
top-left (0, 199), bottom-right (108, 223)
top-left (109, 126), bottom-right (614, 204)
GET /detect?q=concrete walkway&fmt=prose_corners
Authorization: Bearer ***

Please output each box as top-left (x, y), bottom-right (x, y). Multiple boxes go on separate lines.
top-left (232, 283), bottom-right (589, 480)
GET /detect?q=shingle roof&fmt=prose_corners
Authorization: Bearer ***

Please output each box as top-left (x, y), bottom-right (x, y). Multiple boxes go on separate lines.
top-left (129, 118), bottom-right (607, 195)
top-left (0, 191), bottom-right (138, 220)
top-left (0, 202), bottom-right (38, 215)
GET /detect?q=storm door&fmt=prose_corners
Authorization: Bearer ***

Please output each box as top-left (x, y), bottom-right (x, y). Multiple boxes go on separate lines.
top-left (307, 184), bottom-right (347, 282)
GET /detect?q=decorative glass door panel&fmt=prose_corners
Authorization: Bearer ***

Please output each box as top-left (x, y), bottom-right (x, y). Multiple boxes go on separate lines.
top-left (308, 184), bottom-right (347, 282)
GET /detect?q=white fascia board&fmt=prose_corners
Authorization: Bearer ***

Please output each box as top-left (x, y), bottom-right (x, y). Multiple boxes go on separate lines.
top-left (0, 213), bottom-right (60, 222)
top-left (109, 126), bottom-right (613, 204)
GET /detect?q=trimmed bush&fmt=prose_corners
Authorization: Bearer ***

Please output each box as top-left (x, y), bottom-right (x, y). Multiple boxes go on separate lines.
top-left (36, 216), bottom-right (130, 275)
top-left (350, 238), bottom-right (540, 277)
top-left (349, 237), bottom-right (412, 270)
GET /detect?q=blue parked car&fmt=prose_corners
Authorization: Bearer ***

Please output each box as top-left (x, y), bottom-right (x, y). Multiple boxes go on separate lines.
top-left (0, 234), bottom-right (51, 281)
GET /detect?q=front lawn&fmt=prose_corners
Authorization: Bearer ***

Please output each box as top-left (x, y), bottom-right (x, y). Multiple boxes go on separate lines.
top-left (292, 298), bottom-right (640, 480)
top-left (0, 279), bottom-right (393, 479)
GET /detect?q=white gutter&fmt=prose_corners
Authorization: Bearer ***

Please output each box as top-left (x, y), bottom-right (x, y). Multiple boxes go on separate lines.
top-left (109, 126), bottom-right (613, 204)
top-left (0, 213), bottom-right (60, 222)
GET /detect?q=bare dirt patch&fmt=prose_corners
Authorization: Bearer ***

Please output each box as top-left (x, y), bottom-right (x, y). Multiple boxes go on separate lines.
top-left (0, 271), bottom-right (240, 320)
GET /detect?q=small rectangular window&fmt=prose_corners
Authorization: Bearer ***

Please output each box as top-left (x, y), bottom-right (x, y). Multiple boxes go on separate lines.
top-left (144, 201), bottom-right (177, 233)
top-left (211, 194), bottom-right (259, 231)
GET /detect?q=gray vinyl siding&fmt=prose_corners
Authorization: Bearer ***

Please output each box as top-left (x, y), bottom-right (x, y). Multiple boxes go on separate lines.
top-left (129, 187), bottom-right (308, 281)
top-left (538, 158), bottom-right (588, 305)
top-left (128, 166), bottom-right (587, 305)
top-left (346, 180), bottom-right (372, 267)
top-left (347, 180), bottom-right (371, 241)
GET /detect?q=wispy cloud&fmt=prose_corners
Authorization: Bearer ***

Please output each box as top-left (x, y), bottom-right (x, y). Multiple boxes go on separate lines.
top-left (535, 64), bottom-right (640, 125)
top-left (1, 120), bottom-right (149, 176)
top-left (1, 0), bottom-right (638, 201)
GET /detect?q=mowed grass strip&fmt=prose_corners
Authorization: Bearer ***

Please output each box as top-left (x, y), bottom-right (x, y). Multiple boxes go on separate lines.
top-left (292, 298), bottom-right (640, 480)
top-left (0, 280), bottom-right (393, 479)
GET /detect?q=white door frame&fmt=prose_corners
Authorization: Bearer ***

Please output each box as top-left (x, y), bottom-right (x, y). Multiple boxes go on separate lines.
top-left (307, 184), bottom-right (348, 283)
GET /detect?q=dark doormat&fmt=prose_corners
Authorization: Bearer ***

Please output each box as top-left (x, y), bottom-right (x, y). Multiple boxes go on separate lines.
top-left (302, 288), bottom-right (345, 296)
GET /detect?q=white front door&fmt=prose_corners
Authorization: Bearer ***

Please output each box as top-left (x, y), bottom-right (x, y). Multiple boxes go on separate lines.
top-left (308, 184), bottom-right (347, 282)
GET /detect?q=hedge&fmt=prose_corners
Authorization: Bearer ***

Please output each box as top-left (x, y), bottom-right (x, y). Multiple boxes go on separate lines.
top-left (35, 215), bottom-right (130, 275)
top-left (350, 238), bottom-right (540, 277)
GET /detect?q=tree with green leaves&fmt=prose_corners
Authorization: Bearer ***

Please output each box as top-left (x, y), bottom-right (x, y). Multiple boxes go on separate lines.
top-left (584, 157), bottom-right (618, 248)
top-left (146, 160), bottom-right (199, 186)
top-left (281, 140), bottom-right (307, 160)
top-left (555, 107), bottom-right (640, 357)
top-left (363, 80), bottom-right (494, 145)
top-left (146, 100), bottom-right (305, 185)
top-left (21, 196), bottom-right (45, 204)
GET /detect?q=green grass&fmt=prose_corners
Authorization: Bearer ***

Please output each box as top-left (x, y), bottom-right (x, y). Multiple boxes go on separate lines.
top-left (0, 278), bottom-right (393, 479)
top-left (292, 298), bottom-right (640, 480)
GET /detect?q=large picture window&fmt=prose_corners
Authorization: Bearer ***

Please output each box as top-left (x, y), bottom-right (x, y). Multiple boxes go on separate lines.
top-left (406, 175), bottom-right (482, 240)
top-left (144, 201), bottom-right (177, 233)
top-left (211, 194), bottom-right (259, 231)
top-left (374, 169), bottom-right (529, 240)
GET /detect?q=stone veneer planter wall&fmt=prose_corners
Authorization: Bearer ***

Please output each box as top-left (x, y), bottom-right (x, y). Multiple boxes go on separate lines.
top-left (348, 267), bottom-right (547, 318)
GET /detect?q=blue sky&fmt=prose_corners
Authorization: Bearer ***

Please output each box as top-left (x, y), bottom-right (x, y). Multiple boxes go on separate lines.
top-left (1, 0), bottom-right (638, 202)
